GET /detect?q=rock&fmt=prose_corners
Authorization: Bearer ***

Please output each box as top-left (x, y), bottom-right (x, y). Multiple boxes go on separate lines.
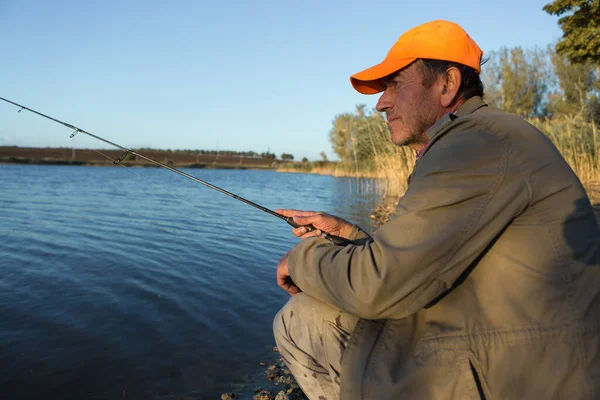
top-left (253, 389), bottom-right (275, 400)
top-left (266, 364), bottom-right (282, 381)
top-left (220, 393), bottom-right (239, 400)
top-left (275, 391), bottom-right (290, 400)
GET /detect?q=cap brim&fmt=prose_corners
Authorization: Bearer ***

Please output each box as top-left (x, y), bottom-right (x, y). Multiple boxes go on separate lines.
top-left (350, 58), bottom-right (416, 94)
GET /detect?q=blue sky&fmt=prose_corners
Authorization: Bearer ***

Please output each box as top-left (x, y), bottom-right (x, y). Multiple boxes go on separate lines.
top-left (0, 0), bottom-right (563, 161)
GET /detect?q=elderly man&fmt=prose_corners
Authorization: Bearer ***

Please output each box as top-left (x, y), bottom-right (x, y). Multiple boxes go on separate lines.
top-left (273, 20), bottom-right (600, 400)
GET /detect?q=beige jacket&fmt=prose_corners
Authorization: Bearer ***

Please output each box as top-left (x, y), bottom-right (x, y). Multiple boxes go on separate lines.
top-left (288, 97), bottom-right (600, 399)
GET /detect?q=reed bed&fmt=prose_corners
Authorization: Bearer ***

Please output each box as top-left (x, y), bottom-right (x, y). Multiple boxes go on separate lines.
top-left (280, 115), bottom-right (599, 204)
top-left (530, 115), bottom-right (600, 185)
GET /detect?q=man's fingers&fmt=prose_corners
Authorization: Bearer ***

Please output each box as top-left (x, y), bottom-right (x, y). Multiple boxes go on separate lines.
top-left (287, 284), bottom-right (301, 296)
top-left (292, 214), bottom-right (317, 222)
top-left (277, 275), bottom-right (301, 296)
top-left (280, 282), bottom-right (300, 296)
top-left (275, 209), bottom-right (318, 217)
top-left (277, 209), bottom-right (346, 238)
top-left (291, 226), bottom-right (308, 237)
top-left (292, 214), bottom-right (324, 227)
top-left (301, 230), bottom-right (321, 239)
top-left (277, 272), bottom-right (290, 288)
top-left (292, 226), bottom-right (323, 239)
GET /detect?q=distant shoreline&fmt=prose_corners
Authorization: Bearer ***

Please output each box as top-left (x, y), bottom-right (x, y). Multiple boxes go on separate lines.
top-left (0, 156), bottom-right (275, 170)
top-left (0, 146), bottom-right (288, 170)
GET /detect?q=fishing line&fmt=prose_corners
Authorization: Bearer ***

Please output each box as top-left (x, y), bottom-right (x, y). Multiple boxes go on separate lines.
top-left (1, 96), bottom-right (349, 246)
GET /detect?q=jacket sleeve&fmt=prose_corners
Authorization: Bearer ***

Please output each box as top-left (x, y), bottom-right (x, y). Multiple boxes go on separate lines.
top-left (287, 129), bottom-right (531, 320)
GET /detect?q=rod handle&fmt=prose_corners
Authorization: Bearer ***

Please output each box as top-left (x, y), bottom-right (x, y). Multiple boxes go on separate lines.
top-left (284, 217), bottom-right (350, 246)
top-left (323, 233), bottom-right (351, 246)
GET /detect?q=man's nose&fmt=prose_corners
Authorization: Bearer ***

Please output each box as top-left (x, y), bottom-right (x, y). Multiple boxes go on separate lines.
top-left (376, 90), bottom-right (391, 113)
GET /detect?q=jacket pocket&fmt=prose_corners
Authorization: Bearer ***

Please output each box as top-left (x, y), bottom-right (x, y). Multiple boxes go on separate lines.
top-left (438, 357), bottom-right (491, 400)
top-left (467, 358), bottom-right (489, 400)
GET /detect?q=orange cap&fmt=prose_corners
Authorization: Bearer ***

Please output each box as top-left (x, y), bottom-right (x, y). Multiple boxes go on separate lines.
top-left (350, 20), bottom-right (483, 94)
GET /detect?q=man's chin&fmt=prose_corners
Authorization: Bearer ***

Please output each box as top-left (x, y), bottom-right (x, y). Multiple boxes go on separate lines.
top-left (390, 129), bottom-right (424, 149)
top-left (391, 134), bottom-right (413, 147)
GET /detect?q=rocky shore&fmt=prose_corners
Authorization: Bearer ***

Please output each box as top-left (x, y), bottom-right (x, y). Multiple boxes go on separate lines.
top-left (220, 347), bottom-right (308, 400)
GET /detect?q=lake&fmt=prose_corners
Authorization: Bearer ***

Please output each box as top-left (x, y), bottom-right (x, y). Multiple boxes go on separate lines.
top-left (0, 164), bottom-right (382, 399)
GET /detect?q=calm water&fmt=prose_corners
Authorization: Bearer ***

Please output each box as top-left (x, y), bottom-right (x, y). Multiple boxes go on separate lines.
top-left (0, 164), bottom-right (381, 399)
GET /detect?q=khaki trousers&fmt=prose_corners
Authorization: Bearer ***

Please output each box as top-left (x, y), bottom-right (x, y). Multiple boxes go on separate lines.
top-left (273, 293), bottom-right (359, 400)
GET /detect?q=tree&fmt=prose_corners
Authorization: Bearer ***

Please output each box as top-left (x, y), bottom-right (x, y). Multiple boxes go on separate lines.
top-left (329, 105), bottom-right (388, 167)
top-left (543, 0), bottom-right (600, 65)
top-left (329, 103), bottom-right (412, 176)
top-left (280, 153), bottom-right (294, 161)
top-left (329, 112), bottom-right (355, 162)
top-left (483, 47), bottom-right (551, 118)
top-left (261, 152), bottom-right (276, 160)
top-left (319, 152), bottom-right (328, 162)
top-left (302, 157), bottom-right (309, 163)
top-left (547, 48), bottom-right (600, 119)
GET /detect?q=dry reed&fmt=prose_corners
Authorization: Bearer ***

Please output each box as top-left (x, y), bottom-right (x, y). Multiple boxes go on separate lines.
top-left (529, 115), bottom-right (600, 186)
top-left (279, 115), bottom-right (599, 202)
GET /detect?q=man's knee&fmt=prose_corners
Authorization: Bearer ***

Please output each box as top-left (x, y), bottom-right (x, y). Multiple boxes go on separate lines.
top-left (273, 293), bottom-right (315, 343)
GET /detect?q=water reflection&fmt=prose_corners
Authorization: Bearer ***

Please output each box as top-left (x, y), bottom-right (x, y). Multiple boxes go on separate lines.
top-left (330, 176), bottom-right (391, 232)
top-left (273, 172), bottom-right (386, 233)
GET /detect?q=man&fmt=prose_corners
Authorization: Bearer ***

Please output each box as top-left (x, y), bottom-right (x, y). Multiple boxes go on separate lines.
top-left (273, 20), bottom-right (600, 400)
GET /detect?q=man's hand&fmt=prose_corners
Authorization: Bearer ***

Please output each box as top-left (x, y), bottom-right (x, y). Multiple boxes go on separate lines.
top-left (277, 252), bottom-right (301, 296)
top-left (276, 209), bottom-right (354, 240)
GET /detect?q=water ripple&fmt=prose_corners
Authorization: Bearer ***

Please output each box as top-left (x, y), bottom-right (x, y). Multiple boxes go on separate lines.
top-left (0, 165), bottom-right (380, 398)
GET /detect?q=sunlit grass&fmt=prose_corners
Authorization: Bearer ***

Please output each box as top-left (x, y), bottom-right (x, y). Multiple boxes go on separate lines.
top-left (530, 115), bottom-right (600, 185)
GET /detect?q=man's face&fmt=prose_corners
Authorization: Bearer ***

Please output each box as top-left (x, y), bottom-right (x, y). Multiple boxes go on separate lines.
top-left (376, 62), bottom-right (443, 149)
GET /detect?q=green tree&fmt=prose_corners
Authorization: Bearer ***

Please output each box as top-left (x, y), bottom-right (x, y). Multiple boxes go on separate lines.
top-left (483, 47), bottom-right (551, 118)
top-left (543, 0), bottom-right (600, 65)
top-left (547, 48), bottom-right (600, 119)
top-left (329, 104), bottom-right (388, 168)
top-left (329, 104), bottom-right (399, 173)
top-left (261, 151), bottom-right (276, 160)
top-left (329, 112), bottom-right (355, 163)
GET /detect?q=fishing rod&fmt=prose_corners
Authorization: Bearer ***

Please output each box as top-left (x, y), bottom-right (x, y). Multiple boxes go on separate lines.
top-left (0, 96), bottom-right (350, 246)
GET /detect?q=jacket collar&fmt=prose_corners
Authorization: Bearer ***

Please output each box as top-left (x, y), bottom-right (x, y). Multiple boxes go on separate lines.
top-left (453, 95), bottom-right (488, 118)
top-left (418, 96), bottom-right (488, 158)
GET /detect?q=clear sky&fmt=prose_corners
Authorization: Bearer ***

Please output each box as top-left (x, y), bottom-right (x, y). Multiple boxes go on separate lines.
top-left (0, 0), bottom-right (563, 161)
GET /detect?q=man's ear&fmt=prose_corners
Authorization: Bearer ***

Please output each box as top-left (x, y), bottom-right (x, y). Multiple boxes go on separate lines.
top-left (440, 67), bottom-right (461, 107)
